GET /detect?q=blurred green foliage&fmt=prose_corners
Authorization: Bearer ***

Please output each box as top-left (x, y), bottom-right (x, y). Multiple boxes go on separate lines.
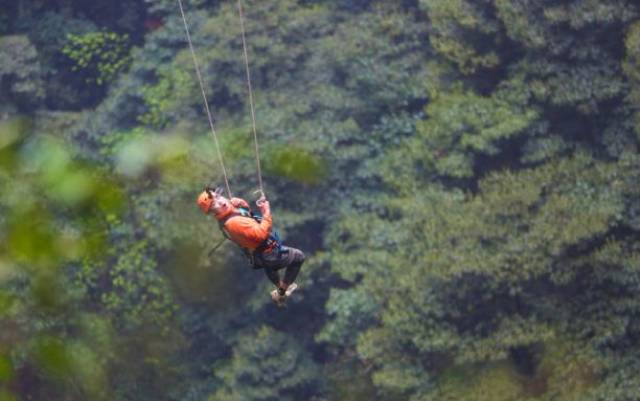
top-left (264, 146), bottom-right (328, 185)
top-left (0, 355), bottom-right (12, 383)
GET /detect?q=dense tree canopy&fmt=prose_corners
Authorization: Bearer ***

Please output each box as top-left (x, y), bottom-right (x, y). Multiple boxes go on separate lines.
top-left (1, 0), bottom-right (640, 401)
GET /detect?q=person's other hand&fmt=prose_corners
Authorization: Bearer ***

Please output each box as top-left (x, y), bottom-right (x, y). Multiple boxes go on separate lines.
top-left (230, 197), bottom-right (250, 209)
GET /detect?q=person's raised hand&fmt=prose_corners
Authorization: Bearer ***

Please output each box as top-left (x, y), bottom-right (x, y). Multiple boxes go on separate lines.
top-left (256, 194), bottom-right (269, 214)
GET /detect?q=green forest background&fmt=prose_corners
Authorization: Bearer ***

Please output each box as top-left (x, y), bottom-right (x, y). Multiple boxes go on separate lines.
top-left (1, 0), bottom-right (640, 400)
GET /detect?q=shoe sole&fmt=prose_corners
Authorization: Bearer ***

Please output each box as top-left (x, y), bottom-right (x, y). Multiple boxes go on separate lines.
top-left (271, 290), bottom-right (285, 307)
top-left (285, 283), bottom-right (298, 297)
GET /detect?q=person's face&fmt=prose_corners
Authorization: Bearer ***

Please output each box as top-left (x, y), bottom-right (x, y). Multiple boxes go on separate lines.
top-left (210, 194), bottom-right (231, 215)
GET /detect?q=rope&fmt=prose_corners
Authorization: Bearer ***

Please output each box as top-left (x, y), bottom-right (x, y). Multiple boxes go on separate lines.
top-left (236, 0), bottom-right (264, 195)
top-left (177, 0), bottom-right (232, 198)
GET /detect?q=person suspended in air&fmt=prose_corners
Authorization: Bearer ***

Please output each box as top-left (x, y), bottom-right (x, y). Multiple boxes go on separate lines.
top-left (197, 187), bottom-right (304, 306)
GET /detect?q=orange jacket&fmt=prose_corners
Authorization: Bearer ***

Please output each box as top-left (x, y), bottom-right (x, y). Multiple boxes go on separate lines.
top-left (220, 197), bottom-right (272, 251)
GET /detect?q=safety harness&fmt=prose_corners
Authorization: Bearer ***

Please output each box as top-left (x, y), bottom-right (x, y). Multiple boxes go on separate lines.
top-left (217, 207), bottom-right (282, 267)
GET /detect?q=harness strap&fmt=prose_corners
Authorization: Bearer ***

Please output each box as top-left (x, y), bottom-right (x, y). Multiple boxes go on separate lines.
top-left (218, 210), bottom-right (281, 257)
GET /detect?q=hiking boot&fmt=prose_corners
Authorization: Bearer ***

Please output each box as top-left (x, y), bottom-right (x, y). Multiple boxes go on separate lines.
top-left (270, 289), bottom-right (285, 307)
top-left (284, 283), bottom-right (298, 297)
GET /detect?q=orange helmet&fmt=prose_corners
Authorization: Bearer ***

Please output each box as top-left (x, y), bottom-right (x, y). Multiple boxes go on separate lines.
top-left (197, 186), bottom-right (224, 214)
top-left (197, 191), bottom-right (214, 213)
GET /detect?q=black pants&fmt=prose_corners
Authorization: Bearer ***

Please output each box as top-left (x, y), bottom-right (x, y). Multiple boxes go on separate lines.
top-left (253, 246), bottom-right (305, 287)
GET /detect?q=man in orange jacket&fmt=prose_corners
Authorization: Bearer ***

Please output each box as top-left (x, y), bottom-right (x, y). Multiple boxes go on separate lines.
top-left (197, 187), bottom-right (304, 306)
